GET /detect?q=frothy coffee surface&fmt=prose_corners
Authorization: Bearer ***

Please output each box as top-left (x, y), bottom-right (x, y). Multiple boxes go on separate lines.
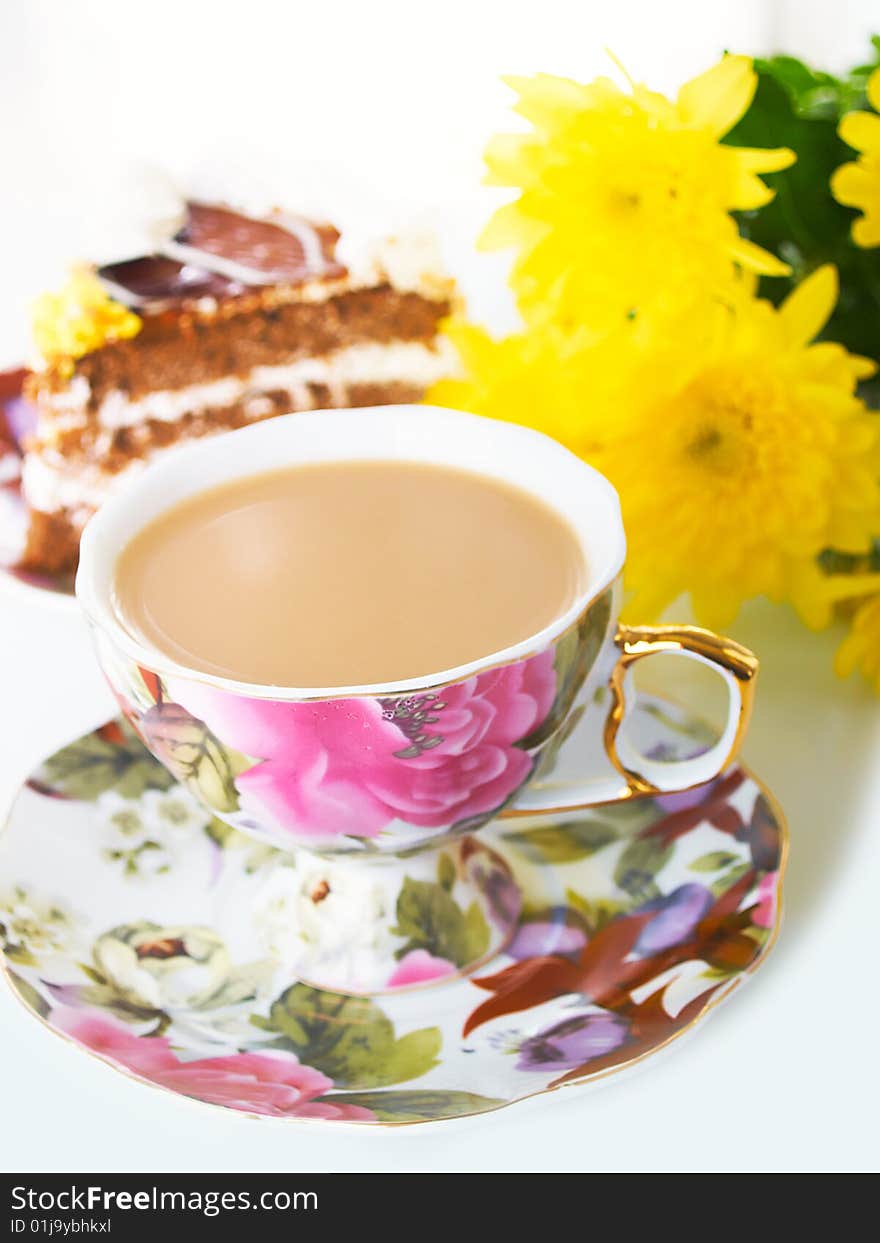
top-left (113, 461), bottom-right (586, 687)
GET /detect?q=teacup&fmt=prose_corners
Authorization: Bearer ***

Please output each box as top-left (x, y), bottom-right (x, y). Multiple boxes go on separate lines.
top-left (77, 405), bottom-right (758, 995)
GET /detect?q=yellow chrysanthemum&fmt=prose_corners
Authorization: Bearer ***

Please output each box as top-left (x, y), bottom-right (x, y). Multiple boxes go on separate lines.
top-left (831, 67), bottom-right (880, 247)
top-left (482, 54), bottom-right (794, 330)
top-left (32, 267), bottom-right (141, 371)
top-left (430, 319), bottom-right (616, 457)
top-left (836, 582), bottom-right (880, 690)
top-left (430, 267), bottom-right (880, 630)
top-left (432, 292), bottom-right (729, 455)
top-left (595, 267), bottom-right (880, 627)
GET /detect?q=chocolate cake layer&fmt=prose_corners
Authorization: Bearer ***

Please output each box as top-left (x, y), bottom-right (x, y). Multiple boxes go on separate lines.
top-left (34, 286), bottom-right (450, 410)
top-left (21, 508), bottom-right (82, 576)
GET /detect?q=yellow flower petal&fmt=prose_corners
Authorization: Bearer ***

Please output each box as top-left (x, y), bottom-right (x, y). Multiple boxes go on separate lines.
top-left (728, 234), bottom-right (790, 276)
top-left (736, 146), bottom-right (797, 174)
top-left (833, 86), bottom-right (880, 250)
top-left (729, 173), bottom-right (776, 212)
top-left (478, 200), bottom-right (534, 251)
top-left (853, 213), bottom-right (880, 247)
top-left (868, 66), bottom-right (880, 114)
top-left (778, 264), bottom-right (837, 347)
top-left (825, 573), bottom-right (880, 603)
top-left (32, 268), bottom-right (141, 365)
top-left (726, 148), bottom-right (795, 210)
top-left (835, 635), bottom-right (858, 679)
top-left (484, 134), bottom-right (531, 185)
top-left (839, 109), bottom-right (880, 153)
top-left (502, 73), bottom-right (587, 129)
top-left (836, 593), bottom-right (880, 688)
top-left (830, 160), bottom-right (871, 205)
top-left (675, 54), bottom-right (756, 136)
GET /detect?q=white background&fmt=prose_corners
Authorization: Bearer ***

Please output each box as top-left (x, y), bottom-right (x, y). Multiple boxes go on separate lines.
top-left (1, 0), bottom-right (879, 1174)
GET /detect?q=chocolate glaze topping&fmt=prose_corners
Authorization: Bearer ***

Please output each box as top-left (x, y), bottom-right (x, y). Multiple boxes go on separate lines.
top-left (171, 202), bottom-right (343, 280)
top-left (97, 255), bottom-right (244, 308)
top-left (97, 202), bottom-right (347, 311)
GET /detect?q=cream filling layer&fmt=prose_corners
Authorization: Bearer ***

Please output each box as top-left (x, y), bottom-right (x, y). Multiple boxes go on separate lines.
top-left (22, 337), bottom-right (456, 516)
top-left (22, 452), bottom-right (152, 518)
top-left (48, 339), bottom-right (454, 431)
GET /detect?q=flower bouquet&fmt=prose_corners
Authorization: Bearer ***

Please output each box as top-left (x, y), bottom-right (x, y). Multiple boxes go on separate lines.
top-left (430, 42), bottom-right (880, 690)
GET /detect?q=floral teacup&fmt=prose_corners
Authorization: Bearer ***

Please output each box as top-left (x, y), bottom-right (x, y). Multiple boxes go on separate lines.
top-left (76, 405), bottom-right (758, 994)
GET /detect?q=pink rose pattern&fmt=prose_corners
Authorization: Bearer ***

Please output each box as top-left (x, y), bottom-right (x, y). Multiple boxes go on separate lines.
top-left (52, 1006), bottom-right (374, 1121)
top-left (753, 870), bottom-right (779, 929)
top-left (386, 949), bottom-right (457, 988)
top-left (169, 650), bottom-right (557, 844)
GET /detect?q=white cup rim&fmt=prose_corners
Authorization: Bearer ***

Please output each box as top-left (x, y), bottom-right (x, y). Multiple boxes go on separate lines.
top-left (76, 405), bottom-right (626, 701)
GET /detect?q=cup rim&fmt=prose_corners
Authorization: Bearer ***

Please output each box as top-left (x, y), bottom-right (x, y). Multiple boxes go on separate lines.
top-left (76, 405), bottom-right (626, 701)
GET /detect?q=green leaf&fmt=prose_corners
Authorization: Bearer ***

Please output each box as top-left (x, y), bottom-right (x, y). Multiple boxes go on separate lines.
top-left (49, 979), bottom-right (163, 1025)
top-left (253, 983), bottom-right (441, 1088)
top-left (506, 817), bottom-right (618, 864)
top-left (710, 861), bottom-right (753, 898)
top-left (2, 943), bottom-right (36, 967)
top-left (437, 853), bottom-right (456, 892)
top-left (77, 963), bottom-right (106, 985)
top-left (530, 704), bottom-right (585, 782)
top-left (564, 888), bottom-right (630, 932)
top-left (614, 836), bottom-right (673, 901)
top-left (518, 589), bottom-right (613, 751)
top-left (700, 965), bottom-right (737, 983)
top-left (725, 44), bottom-right (880, 366)
top-left (392, 876), bottom-right (490, 967)
top-left (140, 703), bottom-right (241, 813)
top-left (689, 850), bottom-right (742, 873)
top-left (204, 817), bottom-right (244, 849)
top-left (204, 817), bottom-right (282, 871)
top-left (6, 971), bottom-right (49, 1018)
top-left (36, 723), bottom-right (174, 802)
top-left (564, 887), bottom-right (594, 921)
top-left (638, 701), bottom-right (715, 749)
top-left (313, 1089), bottom-right (506, 1122)
top-left (377, 1028), bottom-right (443, 1086)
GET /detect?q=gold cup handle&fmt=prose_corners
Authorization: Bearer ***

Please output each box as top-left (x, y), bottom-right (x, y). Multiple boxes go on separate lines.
top-left (604, 623), bottom-right (758, 796)
top-left (501, 622), bottom-right (758, 818)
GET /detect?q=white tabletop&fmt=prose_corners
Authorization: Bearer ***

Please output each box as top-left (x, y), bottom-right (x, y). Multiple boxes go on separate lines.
top-left (1, 585), bottom-right (878, 1173)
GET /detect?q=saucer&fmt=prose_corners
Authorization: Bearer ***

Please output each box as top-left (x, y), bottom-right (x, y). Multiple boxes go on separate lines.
top-left (0, 695), bottom-right (786, 1125)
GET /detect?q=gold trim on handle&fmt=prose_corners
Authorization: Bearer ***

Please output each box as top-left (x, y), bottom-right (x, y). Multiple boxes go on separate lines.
top-left (605, 623), bottom-right (759, 795)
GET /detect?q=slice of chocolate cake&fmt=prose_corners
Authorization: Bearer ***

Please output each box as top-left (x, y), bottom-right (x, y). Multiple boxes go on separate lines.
top-left (20, 202), bottom-right (456, 574)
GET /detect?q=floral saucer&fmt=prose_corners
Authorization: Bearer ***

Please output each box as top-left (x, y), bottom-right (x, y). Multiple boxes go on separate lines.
top-left (0, 696), bottom-right (786, 1125)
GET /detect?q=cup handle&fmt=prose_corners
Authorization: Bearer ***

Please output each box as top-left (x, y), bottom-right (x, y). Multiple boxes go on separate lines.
top-left (604, 623), bottom-right (758, 794)
top-left (501, 623), bottom-right (758, 817)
